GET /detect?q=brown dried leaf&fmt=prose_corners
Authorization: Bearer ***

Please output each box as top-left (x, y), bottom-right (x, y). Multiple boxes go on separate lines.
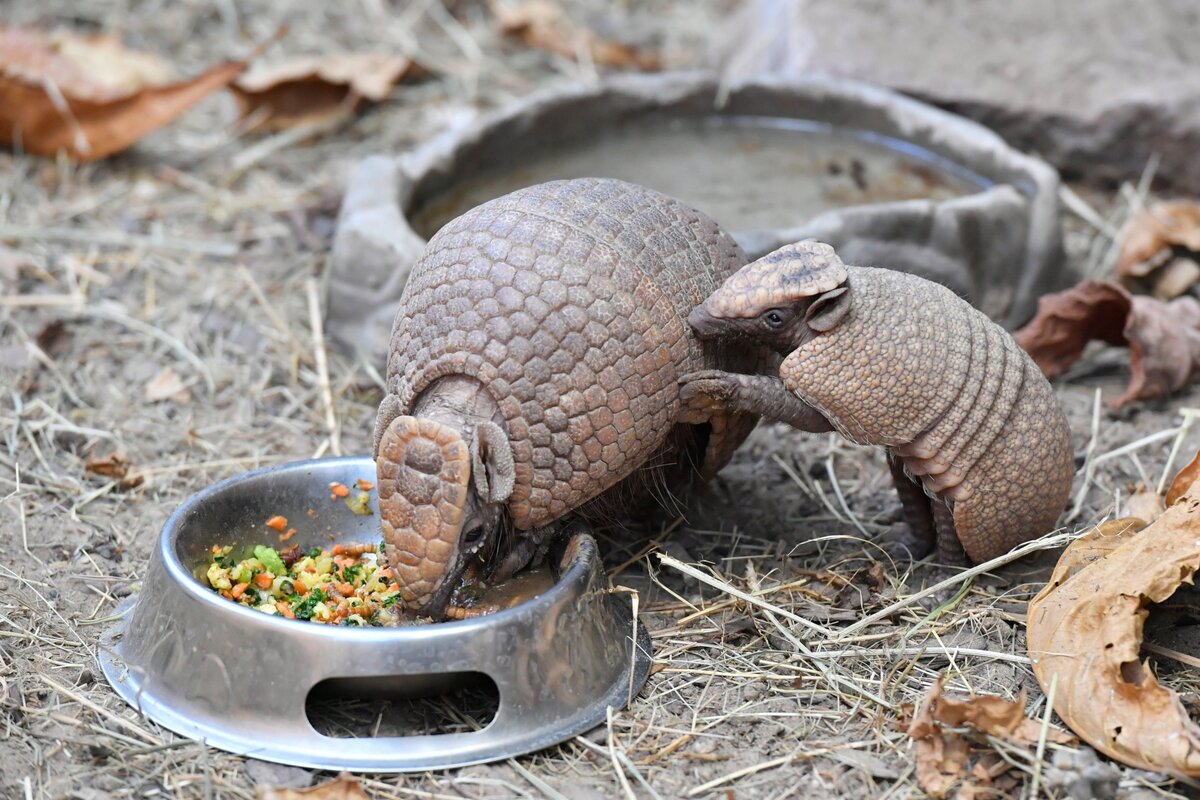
top-left (257, 774), bottom-right (368, 800)
top-left (232, 54), bottom-right (422, 132)
top-left (1118, 200), bottom-right (1200, 288)
top-left (908, 677), bottom-right (972, 799)
top-left (0, 27), bottom-right (246, 161)
top-left (929, 688), bottom-right (1075, 747)
top-left (84, 451), bottom-right (144, 489)
top-left (1014, 279), bottom-right (1200, 407)
top-left (1167, 450), bottom-right (1200, 506)
top-left (1027, 491), bottom-right (1200, 776)
top-left (1013, 280), bottom-right (1131, 378)
top-left (490, 1), bottom-right (662, 70)
top-left (908, 674), bottom-right (1077, 798)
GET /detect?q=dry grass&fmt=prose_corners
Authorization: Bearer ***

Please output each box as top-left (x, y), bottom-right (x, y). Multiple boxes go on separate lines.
top-left (2, 1), bottom-right (1200, 798)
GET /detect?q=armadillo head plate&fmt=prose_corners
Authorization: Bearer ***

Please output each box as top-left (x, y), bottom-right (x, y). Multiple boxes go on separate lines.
top-left (688, 240), bottom-right (851, 351)
top-left (376, 415), bottom-right (472, 617)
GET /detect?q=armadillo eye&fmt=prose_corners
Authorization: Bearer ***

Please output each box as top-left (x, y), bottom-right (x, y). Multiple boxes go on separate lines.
top-left (463, 526), bottom-right (484, 544)
top-left (763, 310), bottom-right (785, 329)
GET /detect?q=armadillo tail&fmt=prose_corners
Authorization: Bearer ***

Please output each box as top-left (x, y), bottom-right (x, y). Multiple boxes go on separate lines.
top-left (376, 416), bottom-right (471, 612)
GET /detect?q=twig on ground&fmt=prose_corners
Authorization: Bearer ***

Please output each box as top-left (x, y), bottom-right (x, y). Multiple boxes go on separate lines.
top-left (305, 278), bottom-right (341, 457)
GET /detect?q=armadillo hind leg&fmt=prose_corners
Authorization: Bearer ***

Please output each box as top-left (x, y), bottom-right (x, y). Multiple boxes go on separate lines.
top-left (886, 454), bottom-right (936, 559)
top-left (931, 499), bottom-right (969, 566)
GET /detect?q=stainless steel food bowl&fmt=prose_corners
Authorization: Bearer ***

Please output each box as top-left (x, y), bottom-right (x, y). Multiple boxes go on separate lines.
top-left (100, 457), bottom-right (651, 772)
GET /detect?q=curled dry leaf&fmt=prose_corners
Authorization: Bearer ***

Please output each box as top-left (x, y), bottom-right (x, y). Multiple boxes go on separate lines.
top-left (1013, 279), bottom-right (1200, 407)
top-left (1118, 200), bottom-right (1200, 298)
top-left (1027, 493), bottom-right (1200, 776)
top-left (908, 684), bottom-right (970, 800)
top-left (907, 674), bottom-right (1074, 799)
top-left (0, 27), bottom-right (246, 161)
top-left (84, 451), bottom-right (144, 490)
top-left (1167, 449), bottom-right (1200, 507)
top-left (490, 1), bottom-right (662, 70)
top-left (232, 54), bottom-right (422, 132)
top-left (256, 773), bottom-right (368, 800)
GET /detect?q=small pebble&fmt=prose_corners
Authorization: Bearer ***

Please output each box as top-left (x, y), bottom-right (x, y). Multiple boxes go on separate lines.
top-left (244, 758), bottom-right (313, 788)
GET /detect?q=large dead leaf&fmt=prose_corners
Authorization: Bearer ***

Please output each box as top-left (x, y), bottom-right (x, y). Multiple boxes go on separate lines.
top-left (232, 54), bottom-right (422, 132)
top-left (1119, 200), bottom-right (1200, 298)
top-left (0, 27), bottom-right (246, 161)
top-left (490, 1), bottom-right (661, 70)
top-left (257, 773), bottom-right (368, 800)
top-left (1027, 483), bottom-right (1200, 775)
top-left (1014, 279), bottom-right (1200, 407)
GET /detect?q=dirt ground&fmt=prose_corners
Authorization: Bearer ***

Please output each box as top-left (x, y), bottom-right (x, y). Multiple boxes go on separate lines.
top-left (3, 1), bottom-right (1200, 798)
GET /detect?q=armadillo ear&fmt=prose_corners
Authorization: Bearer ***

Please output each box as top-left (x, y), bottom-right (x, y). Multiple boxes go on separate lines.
top-left (471, 421), bottom-right (515, 505)
top-left (805, 286), bottom-right (849, 332)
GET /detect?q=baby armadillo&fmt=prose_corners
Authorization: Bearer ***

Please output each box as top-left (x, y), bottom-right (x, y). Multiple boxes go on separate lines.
top-left (374, 178), bottom-right (770, 617)
top-left (683, 241), bottom-right (1074, 563)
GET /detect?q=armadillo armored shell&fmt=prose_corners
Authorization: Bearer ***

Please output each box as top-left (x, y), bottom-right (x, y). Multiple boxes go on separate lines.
top-left (375, 178), bottom-right (770, 531)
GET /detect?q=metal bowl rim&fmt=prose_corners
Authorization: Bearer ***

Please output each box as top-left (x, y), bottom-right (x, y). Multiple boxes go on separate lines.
top-left (156, 455), bottom-right (592, 639)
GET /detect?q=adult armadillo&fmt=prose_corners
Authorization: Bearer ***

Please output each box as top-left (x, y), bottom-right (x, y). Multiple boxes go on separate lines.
top-left (374, 178), bottom-right (770, 617)
top-left (682, 241), bottom-right (1074, 563)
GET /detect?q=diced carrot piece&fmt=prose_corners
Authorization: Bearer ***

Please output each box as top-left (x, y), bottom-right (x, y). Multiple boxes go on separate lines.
top-left (280, 603), bottom-right (295, 619)
top-left (331, 544), bottom-right (346, 556)
top-left (230, 582), bottom-right (249, 599)
top-left (376, 568), bottom-right (393, 580)
top-left (336, 582), bottom-right (354, 596)
top-left (265, 515), bottom-right (288, 531)
top-left (387, 582), bottom-right (400, 593)
top-left (212, 544), bottom-right (222, 554)
top-left (330, 482), bottom-right (350, 498)
top-left (220, 590), bottom-right (233, 599)
top-left (293, 581), bottom-right (308, 596)
top-left (279, 527), bottom-right (297, 542)
top-left (355, 478), bottom-right (374, 491)
top-left (253, 573), bottom-right (274, 589)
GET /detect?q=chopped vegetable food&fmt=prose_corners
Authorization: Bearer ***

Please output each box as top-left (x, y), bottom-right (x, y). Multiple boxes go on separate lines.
top-left (253, 545), bottom-right (287, 577)
top-left (205, 542), bottom-right (398, 626)
top-left (265, 515), bottom-right (288, 531)
top-left (344, 492), bottom-right (372, 516)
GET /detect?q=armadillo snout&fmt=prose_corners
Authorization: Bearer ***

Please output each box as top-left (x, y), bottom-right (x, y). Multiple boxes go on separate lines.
top-left (376, 415), bottom-right (471, 613)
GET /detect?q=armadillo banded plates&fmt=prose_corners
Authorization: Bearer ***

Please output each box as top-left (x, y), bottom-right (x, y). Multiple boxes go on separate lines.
top-left (100, 456), bottom-right (651, 772)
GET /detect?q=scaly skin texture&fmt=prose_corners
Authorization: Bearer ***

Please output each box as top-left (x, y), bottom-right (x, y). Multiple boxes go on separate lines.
top-left (685, 241), bottom-right (1074, 563)
top-left (376, 178), bottom-right (769, 615)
